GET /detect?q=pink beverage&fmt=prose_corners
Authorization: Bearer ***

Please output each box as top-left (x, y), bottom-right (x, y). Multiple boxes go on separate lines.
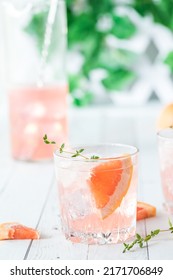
top-left (158, 128), bottom-right (173, 213)
top-left (9, 85), bottom-right (68, 160)
top-left (54, 144), bottom-right (138, 245)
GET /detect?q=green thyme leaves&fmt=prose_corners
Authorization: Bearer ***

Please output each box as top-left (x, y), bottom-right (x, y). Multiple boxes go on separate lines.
top-left (43, 134), bottom-right (56, 144)
top-left (123, 220), bottom-right (173, 253)
top-left (43, 134), bottom-right (99, 160)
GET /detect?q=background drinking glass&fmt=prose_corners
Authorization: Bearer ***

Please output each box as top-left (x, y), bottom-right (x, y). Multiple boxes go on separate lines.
top-left (54, 144), bottom-right (138, 245)
top-left (157, 128), bottom-right (173, 214)
top-left (2, 0), bottom-right (68, 161)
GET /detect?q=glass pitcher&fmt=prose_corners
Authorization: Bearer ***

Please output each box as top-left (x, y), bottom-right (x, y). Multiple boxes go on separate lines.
top-left (2, 0), bottom-right (68, 161)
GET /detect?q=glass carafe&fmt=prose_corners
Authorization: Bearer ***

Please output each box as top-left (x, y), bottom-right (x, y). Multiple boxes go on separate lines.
top-left (2, 0), bottom-right (68, 161)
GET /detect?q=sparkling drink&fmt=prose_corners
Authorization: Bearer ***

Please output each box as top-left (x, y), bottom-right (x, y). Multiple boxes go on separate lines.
top-left (158, 128), bottom-right (173, 213)
top-left (9, 85), bottom-right (68, 160)
top-left (54, 144), bottom-right (138, 245)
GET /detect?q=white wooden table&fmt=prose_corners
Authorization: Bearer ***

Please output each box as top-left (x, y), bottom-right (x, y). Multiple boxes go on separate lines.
top-left (0, 102), bottom-right (173, 260)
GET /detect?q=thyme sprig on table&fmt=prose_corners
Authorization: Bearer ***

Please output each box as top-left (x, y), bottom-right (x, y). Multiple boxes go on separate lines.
top-left (123, 219), bottom-right (173, 253)
top-left (43, 134), bottom-right (99, 160)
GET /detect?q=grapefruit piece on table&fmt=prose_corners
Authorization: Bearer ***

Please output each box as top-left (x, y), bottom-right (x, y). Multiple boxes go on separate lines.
top-left (137, 201), bottom-right (156, 221)
top-left (89, 156), bottom-right (133, 219)
top-left (157, 103), bottom-right (173, 130)
top-left (0, 223), bottom-right (39, 240)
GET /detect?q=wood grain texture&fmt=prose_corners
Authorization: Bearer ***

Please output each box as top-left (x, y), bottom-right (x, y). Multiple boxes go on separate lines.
top-left (0, 162), bottom-right (54, 260)
top-left (87, 221), bottom-right (148, 260)
top-left (26, 183), bottom-right (89, 260)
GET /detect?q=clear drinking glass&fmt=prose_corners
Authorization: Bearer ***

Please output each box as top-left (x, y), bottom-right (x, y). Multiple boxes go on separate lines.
top-left (2, 0), bottom-right (68, 161)
top-left (157, 128), bottom-right (173, 214)
top-left (54, 144), bottom-right (138, 245)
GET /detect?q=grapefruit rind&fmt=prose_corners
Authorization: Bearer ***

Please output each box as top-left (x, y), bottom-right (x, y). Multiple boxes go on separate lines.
top-left (0, 222), bottom-right (39, 240)
top-left (137, 201), bottom-right (156, 221)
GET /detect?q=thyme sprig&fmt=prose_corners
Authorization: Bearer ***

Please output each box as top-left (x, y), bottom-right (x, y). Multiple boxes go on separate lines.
top-left (43, 134), bottom-right (100, 160)
top-left (123, 219), bottom-right (173, 253)
top-left (43, 134), bottom-right (56, 145)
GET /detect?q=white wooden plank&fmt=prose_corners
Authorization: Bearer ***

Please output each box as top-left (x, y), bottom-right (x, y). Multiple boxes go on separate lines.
top-left (69, 104), bottom-right (162, 146)
top-left (26, 183), bottom-right (89, 260)
top-left (145, 211), bottom-right (173, 260)
top-left (0, 96), bottom-right (11, 160)
top-left (0, 161), bottom-right (54, 260)
top-left (69, 107), bottom-right (102, 145)
top-left (87, 221), bottom-right (148, 260)
top-left (0, 160), bottom-right (15, 193)
top-left (135, 113), bottom-right (159, 150)
top-left (101, 112), bottom-right (137, 146)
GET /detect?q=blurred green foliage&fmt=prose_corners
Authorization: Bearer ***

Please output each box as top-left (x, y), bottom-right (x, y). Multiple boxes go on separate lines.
top-left (25, 0), bottom-right (173, 106)
top-left (131, 0), bottom-right (173, 74)
top-left (132, 0), bottom-right (173, 31)
top-left (102, 68), bottom-right (136, 91)
top-left (164, 51), bottom-right (173, 72)
top-left (67, 0), bottom-right (137, 105)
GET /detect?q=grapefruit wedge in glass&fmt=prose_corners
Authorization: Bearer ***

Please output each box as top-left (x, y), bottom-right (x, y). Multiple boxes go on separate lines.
top-left (89, 155), bottom-right (133, 219)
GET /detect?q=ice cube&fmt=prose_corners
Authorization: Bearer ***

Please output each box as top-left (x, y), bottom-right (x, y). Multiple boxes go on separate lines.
top-left (66, 188), bottom-right (92, 219)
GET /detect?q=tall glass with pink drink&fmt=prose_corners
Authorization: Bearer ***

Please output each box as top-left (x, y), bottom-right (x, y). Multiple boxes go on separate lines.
top-left (2, 0), bottom-right (68, 160)
top-left (157, 128), bottom-right (173, 214)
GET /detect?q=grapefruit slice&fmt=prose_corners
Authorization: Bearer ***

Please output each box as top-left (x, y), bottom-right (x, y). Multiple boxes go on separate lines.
top-left (89, 156), bottom-right (133, 219)
top-left (0, 223), bottom-right (39, 240)
top-left (137, 201), bottom-right (156, 221)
